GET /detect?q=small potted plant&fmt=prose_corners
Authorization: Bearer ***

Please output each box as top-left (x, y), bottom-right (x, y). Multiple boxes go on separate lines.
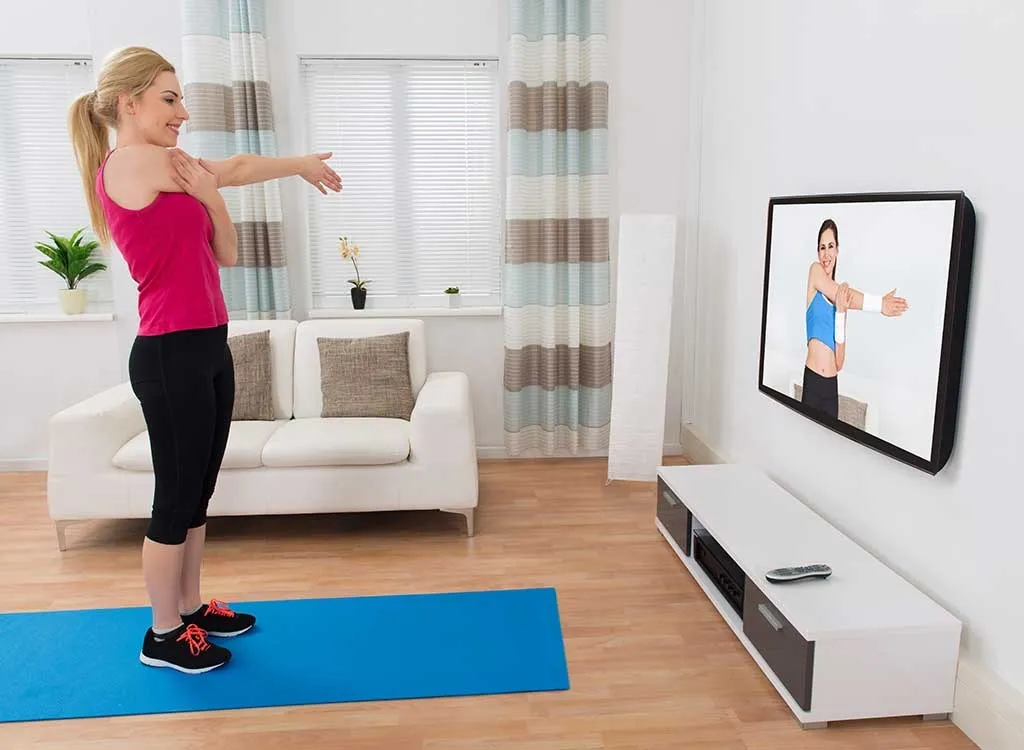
top-left (36, 228), bottom-right (107, 315)
top-left (444, 286), bottom-right (461, 308)
top-left (339, 235), bottom-right (369, 309)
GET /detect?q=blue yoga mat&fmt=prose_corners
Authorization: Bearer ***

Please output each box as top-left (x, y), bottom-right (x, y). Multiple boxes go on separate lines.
top-left (0, 587), bottom-right (569, 723)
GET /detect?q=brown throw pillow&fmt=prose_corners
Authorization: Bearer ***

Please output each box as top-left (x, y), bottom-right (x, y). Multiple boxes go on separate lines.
top-left (317, 332), bottom-right (414, 420)
top-left (227, 330), bottom-right (276, 421)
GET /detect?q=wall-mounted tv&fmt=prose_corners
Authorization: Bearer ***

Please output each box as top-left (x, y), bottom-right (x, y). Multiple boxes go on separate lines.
top-left (757, 191), bottom-right (976, 475)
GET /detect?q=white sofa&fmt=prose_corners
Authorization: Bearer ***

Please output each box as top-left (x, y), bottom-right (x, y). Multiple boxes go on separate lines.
top-left (46, 318), bottom-right (478, 550)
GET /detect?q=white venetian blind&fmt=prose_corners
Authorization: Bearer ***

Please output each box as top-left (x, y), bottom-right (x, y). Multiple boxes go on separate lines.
top-left (300, 57), bottom-right (501, 310)
top-left (0, 57), bottom-right (113, 314)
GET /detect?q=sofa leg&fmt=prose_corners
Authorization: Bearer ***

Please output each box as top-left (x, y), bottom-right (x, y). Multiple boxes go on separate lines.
top-left (441, 508), bottom-right (475, 537)
top-left (55, 521), bottom-right (71, 552)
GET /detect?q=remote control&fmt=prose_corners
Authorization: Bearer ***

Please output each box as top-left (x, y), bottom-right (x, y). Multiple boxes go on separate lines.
top-left (765, 564), bottom-right (832, 583)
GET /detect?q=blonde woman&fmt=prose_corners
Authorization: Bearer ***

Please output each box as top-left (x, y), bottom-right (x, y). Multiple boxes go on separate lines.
top-left (68, 46), bottom-right (341, 673)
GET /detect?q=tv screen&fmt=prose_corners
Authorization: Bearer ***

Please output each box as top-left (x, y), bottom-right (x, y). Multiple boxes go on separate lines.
top-left (757, 191), bottom-right (975, 475)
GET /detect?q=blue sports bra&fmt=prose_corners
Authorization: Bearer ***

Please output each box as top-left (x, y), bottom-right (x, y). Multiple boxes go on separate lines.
top-left (806, 290), bottom-right (835, 351)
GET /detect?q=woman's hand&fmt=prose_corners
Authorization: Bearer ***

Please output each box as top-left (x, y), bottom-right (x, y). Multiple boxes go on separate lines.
top-left (299, 152), bottom-right (342, 194)
top-left (836, 282), bottom-right (851, 312)
top-left (170, 150), bottom-right (221, 206)
top-left (881, 288), bottom-right (909, 317)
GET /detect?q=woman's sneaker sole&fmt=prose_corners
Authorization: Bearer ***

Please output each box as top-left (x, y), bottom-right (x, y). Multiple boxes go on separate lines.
top-left (203, 624), bottom-right (253, 637)
top-left (139, 652), bottom-right (229, 674)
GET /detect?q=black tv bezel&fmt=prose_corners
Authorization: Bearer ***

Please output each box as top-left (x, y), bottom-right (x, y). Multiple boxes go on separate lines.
top-left (757, 190), bottom-right (976, 476)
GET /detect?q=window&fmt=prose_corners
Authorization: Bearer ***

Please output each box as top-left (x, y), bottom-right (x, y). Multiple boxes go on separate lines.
top-left (300, 57), bottom-right (502, 310)
top-left (0, 57), bottom-right (113, 314)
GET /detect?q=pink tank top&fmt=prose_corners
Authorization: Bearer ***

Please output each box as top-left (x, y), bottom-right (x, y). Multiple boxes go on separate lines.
top-left (96, 149), bottom-right (228, 336)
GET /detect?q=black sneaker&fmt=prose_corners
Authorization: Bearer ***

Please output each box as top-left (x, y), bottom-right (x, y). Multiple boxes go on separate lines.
top-left (139, 623), bottom-right (231, 674)
top-left (181, 599), bottom-right (256, 637)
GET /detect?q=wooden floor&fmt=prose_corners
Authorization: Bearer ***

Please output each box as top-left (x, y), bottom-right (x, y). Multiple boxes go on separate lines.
top-left (0, 458), bottom-right (976, 749)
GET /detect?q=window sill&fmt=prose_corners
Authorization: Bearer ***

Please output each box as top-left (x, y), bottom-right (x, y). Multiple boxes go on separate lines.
top-left (0, 312), bottom-right (116, 324)
top-left (308, 306), bottom-right (502, 319)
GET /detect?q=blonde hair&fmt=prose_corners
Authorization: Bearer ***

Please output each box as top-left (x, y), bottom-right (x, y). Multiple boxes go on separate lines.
top-left (67, 46), bottom-right (175, 246)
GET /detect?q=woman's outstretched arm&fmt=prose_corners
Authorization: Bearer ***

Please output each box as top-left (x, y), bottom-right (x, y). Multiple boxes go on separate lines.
top-left (808, 262), bottom-right (908, 317)
top-left (182, 150), bottom-right (342, 194)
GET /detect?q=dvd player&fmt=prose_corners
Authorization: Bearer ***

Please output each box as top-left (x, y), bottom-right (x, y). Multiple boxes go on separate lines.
top-left (692, 525), bottom-right (746, 617)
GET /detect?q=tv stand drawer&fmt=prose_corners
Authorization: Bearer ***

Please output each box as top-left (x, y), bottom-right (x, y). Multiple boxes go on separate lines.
top-left (742, 579), bottom-right (815, 711)
top-left (656, 477), bottom-right (691, 555)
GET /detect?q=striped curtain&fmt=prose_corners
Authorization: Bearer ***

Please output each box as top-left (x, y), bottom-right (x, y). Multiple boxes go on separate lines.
top-left (504, 0), bottom-right (611, 455)
top-left (180, 0), bottom-right (290, 318)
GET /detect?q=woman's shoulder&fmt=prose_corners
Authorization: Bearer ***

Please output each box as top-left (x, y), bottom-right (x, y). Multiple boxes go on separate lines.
top-left (807, 260), bottom-right (831, 283)
top-left (104, 145), bottom-right (188, 206)
top-left (106, 144), bottom-right (174, 176)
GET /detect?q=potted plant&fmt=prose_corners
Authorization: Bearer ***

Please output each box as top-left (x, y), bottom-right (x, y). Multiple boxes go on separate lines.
top-left (339, 235), bottom-right (369, 309)
top-left (444, 286), bottom-right (461, 308)
top-left (36, 228), bottom-right (107, 315)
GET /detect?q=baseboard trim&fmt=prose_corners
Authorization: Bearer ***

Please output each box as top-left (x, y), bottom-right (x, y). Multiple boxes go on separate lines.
top-left (477, 442), bottom-right (684, 461)
top-left (954, 656), bottom-right (1024, 749)
top-left (0, 458), bottom-right (47, 472)
top-left (678, 423), bottom-right (723, 465)
top-left (679, 423), bottom-right (1024, 747)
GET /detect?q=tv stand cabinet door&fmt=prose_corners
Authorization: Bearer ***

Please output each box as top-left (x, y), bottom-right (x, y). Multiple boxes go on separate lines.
top-left (742, 579), bottom-right (815, 712)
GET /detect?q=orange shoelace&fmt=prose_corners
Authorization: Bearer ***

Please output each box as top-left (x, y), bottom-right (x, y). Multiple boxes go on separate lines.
top-left (205, 599), bottom-right (236, 618)
top-left (176, 623), bottom-right (212, 655)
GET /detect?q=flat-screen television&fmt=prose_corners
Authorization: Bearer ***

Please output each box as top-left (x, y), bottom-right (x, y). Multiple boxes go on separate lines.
top-left (757, 191), bottom-right (976, 475)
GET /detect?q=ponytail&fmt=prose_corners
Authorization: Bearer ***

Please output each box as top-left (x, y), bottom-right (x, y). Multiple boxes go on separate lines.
top-left (68, 90), bottom-right (111, 247)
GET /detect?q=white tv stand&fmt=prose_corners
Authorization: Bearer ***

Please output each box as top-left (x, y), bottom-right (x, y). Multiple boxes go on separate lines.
top-left (655, 463), bottom-right (961, 729)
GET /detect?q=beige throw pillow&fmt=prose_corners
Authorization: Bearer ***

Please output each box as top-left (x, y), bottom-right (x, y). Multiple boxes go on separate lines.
top-left (227, 330), bottom-right (276, 421)
top-left (317, 332), bottom-right (414, 420)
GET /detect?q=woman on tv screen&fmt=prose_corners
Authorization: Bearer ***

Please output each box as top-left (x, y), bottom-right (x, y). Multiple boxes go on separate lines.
top-left (802, 219), bottom-right (909, 418)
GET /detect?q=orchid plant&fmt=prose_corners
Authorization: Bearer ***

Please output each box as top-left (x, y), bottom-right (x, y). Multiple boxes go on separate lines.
top-left (338, 235), bottom-right (368, 290)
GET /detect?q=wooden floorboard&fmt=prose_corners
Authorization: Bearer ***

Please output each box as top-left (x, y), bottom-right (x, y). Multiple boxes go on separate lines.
top-left (0, 458), bottom-right (976, 749)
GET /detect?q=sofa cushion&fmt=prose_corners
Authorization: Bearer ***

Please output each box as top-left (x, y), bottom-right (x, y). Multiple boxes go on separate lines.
top-left (112, 420), bottom-right (285, 471)
top-left (292, 319), bottom-right (426, 419)
top-left (316, 332), bottom-right (415, 420)
top-left (227, 330), bottom-right (275, 421)
top-left (261, 418), bottom-right (410, 467)
top-left (227, 319), bottom-right (298, 419)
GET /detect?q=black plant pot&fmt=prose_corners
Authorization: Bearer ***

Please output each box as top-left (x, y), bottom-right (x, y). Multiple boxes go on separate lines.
top-left (351, 287), bottom-right (367, 310)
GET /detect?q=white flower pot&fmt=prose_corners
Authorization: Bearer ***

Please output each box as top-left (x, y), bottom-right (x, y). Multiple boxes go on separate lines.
top-left (447, 294), bottom-right (461, 308)
top-left (58, 288), bottom-right (87, 315)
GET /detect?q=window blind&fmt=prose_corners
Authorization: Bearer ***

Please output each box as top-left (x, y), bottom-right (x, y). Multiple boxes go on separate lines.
top-left (299, 57), bottom-right (502, 310)
top-left (0, 57), bottom-right (113, 314)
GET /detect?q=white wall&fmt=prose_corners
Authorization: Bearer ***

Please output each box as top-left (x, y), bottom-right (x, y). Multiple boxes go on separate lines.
top-left (0, 0), bottom-right (162, 468)
top-left (684, 0), bottom-right (1024, 732)
top-left (0, 321), bottom-right (121, 469)
top-left (1, 0), bottom-right (693, 462)
top-left (607, 0), bottom-right (694, 453)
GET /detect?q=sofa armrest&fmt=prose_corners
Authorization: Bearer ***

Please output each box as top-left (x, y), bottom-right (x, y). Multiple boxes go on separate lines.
top-left (409, 371), bottom-right (477, 468)
top-left (48, 382), bottom-right (146, 479)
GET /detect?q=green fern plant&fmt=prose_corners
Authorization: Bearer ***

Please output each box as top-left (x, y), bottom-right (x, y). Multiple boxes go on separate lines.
top-left (36, 228), bottom-right (106, 289)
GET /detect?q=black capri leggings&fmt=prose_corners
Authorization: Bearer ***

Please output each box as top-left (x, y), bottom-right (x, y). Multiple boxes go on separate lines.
top-left (801, 365), bottom-right (838, 419)
top-left (128, 324), bottom-right (234, 545)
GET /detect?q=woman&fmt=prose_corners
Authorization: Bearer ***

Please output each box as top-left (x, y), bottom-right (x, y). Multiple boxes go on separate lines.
top-left (67, 46), bottom-right (341, 674)
top-left (802, 219), bottom-right (908, 419)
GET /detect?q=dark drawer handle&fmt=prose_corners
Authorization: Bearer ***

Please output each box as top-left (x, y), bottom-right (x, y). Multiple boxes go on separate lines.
top-left (758, 603), bottom-right (783, 631)
top-left (661, 491), bottom-right (678, 506)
